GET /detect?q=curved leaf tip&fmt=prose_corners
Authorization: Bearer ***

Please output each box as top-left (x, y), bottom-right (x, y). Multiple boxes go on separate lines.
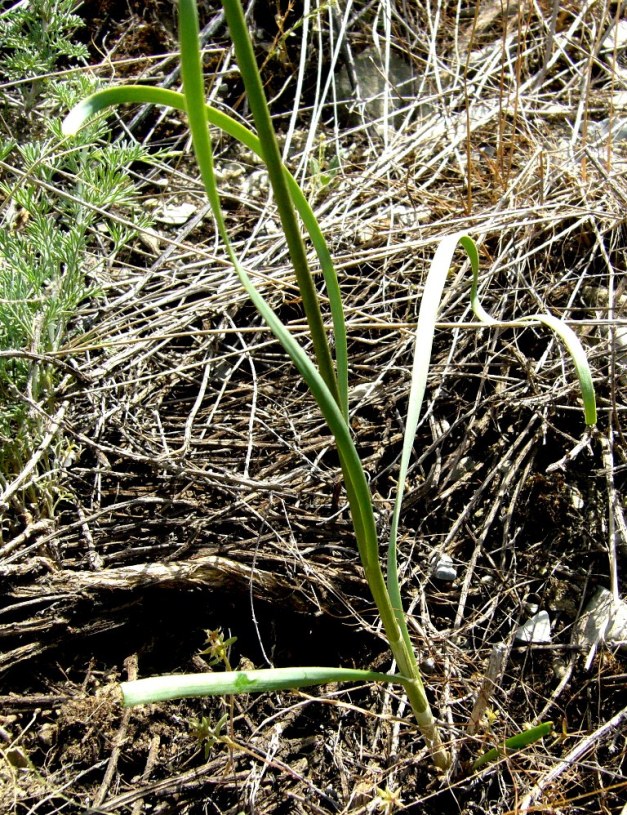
top-left (62, 100), bottom-right (92, 136)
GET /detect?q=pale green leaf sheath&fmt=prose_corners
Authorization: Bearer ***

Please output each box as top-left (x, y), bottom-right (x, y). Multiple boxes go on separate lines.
top-left (121, 667), bottom-right (416, 706)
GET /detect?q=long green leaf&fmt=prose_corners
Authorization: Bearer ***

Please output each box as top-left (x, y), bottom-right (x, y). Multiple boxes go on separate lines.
top-left (121, 666), bottom-right (413, 706)
top-left (62, 85), bottom-right (348, 418)
top-left (387, 234), bottom-right (476, 640)
top-left (472, 721), bottom-right (554, 770)
top-left (215, 0), bottom-right (342, 411)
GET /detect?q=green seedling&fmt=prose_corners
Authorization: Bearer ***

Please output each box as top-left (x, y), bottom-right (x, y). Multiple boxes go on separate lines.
top-left (63, 0), bottom-right (596, 772)
top-left (375, 785), bottom-right (404, 814)
top-left (190, 712), bottom-right (229, 760)
top-left (473, 721), bottom-right (554, 770)
top-left (200, 628), bottom-right (237, 669)
top-left (308, 136), bottom-right (341, 198)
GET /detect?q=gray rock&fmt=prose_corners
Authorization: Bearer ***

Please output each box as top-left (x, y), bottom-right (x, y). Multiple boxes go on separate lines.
top-left (336, 47), bottom-right (422, 134)
top-left (431, 553), bottom-right (457, 581)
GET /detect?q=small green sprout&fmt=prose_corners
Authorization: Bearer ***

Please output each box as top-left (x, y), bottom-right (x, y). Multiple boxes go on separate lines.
top-left (190, 713), bottom-right (229, 760)
top-left (375, 785), bottom-right (404, 814)
top-left (199, 629), bottom-right (237, 669)
top-left (308, 136), bottom-right (341, 197)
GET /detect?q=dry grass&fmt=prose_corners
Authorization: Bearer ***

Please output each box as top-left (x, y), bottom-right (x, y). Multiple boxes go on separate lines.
top-left (2, 0), bottom-right (627, 813)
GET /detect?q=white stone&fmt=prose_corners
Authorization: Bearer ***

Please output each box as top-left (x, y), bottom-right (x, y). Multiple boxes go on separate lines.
top-left (154, 202), bottom-right (196, 225)
top-left (514, 611), bottom-right (552, 644)
top-left (573, 587), bottom-right (627, 669)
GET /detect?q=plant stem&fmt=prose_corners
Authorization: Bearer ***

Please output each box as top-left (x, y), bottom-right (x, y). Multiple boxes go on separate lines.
top-left (220, 0), bottom-right (341, 411)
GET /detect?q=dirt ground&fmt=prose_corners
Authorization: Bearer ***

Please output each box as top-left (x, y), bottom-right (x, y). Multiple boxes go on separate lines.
top-left (2, 1), bottom-right (627, 813)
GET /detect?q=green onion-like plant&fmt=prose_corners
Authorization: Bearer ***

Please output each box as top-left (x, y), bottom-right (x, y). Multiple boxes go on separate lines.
top-left (62, 0), bottom-right (596, 772)
top-left (472, 721), bottom-right (554, 770)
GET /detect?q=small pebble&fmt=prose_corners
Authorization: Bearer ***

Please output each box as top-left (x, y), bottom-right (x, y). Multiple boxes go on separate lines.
top-left (154, 202), bottom-right (196, 225)
top-left (432, 554), bottom-right (457, 581)
top-left (480, 574), bottom-right (494, 585)
top-left (420, 657), bottom-right (436, 674)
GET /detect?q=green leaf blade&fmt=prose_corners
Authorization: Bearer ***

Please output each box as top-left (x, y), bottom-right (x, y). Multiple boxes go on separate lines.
top-left (121, 666), bottom-right (412, 706)
top-left (527, 313), bottom-right (597, 427)
top-left (220, 0), bottom-right (342, 411)
top-left (472, 721), bottom-right (554, 770)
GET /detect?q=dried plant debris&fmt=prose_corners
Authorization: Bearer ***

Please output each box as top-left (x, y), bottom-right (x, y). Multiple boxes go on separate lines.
top-left (1, 0), bottom-right (627, 813)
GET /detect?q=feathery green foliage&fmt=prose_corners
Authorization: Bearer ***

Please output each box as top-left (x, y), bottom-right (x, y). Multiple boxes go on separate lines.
top-left (0, 3), bottom-right (152, 527)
